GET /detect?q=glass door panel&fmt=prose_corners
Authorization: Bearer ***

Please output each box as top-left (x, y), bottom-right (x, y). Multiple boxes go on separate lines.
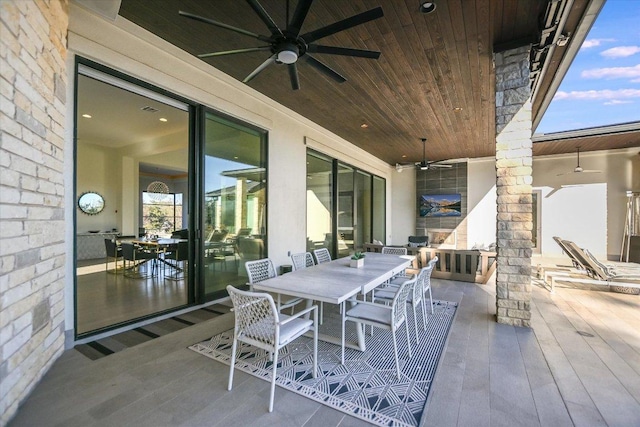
top-left (306, 153), bottom-right (334, 256)
top-left (354, 171), bottom-right (372, 250)
top-left (372, 176), bottom-right (385, 243)
top-left (203, 112), bottom-right (266, 299)
top-left (337, 164), bottom-right (354, 257)
top-left (75, 65), bottom-right (190, 336)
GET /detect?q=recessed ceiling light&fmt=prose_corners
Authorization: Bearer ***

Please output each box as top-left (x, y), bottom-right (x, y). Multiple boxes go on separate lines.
top-left (159, 118), bottom-right (167, 122)
top-left (360, 123), bottom-right (369, 128)
top-left (82, 114), bottom-right (92, 118)
top-left (453, 107), bottom-right (463, 112)
top-left (402, 155), bottom-right (407, 158)
top-left (233, 156), bottom-right (238, 159)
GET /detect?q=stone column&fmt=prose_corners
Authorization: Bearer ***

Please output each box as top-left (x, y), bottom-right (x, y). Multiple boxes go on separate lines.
top-left (0, 1), bottom-right (69, 423)
top-left (494, 46), bottom-right (533, 327)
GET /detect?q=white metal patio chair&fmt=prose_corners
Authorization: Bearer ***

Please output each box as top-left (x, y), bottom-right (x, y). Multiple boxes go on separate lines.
top-left (245, 258), bottom-right (304, 313)
top-left (226, 285), bottom-right (318, 412)
top-left (342, 277), bottom-right (415, 378)
top-left (290, 252), bottom-right (324, 323)
top-left (290, 252), bottom-right (315, 270)
top-left (313, 248), bottom-right (331, 264)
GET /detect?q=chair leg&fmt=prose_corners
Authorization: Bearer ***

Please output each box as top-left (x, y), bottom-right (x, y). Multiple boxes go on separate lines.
top-left (413, 304), bottom-right (420, 344)
top-left (341, 303), bottom-right (346, 364)
top-left (421, 299), bottom-right (427, 330)
top-left (228, 337), bottom-right (238, 391)
top-left (392, 328), bottom-right (400, 379)
top-left (428, 288), bottom-right (434, 314)
top-left (405, 319), bottom-right (412, 358)
top-left (313, 309), bottom-right (318, 378)
top-left (269, 349), bottom-right (279, 412)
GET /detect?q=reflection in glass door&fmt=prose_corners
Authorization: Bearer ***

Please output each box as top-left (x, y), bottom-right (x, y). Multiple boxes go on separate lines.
top-left (337, 164), bottom-right (354, 257)
top-left (75, 63), bottom-right (191, 336)
top-left (354, 171), bottom-right (372, 250)
top-left (203, 112), bottom-right (267, 300)
top-left (306, 153), bottom-right (334, 256)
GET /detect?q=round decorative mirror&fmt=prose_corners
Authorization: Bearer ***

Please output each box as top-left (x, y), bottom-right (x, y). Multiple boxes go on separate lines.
top-left (78, 192), bottom-right (105, 215)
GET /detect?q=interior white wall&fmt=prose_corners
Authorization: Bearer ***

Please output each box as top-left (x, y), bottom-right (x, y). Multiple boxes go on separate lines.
top-left (65, 5), bottom-right (393, 333)
top-left (467, 159), bottom-right (498, 249)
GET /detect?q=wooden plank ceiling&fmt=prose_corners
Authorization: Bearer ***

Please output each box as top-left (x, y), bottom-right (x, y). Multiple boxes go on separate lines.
top-left (118, 0), bottom-right (638, 165)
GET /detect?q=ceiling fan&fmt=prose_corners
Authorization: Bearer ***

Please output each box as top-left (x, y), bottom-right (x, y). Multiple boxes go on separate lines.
top-left (395, 138), bottom-right (452, 172)
top-left (557, 147), bottom-right (601, 176)
top-left (179, 0), bottom-right (384, 90)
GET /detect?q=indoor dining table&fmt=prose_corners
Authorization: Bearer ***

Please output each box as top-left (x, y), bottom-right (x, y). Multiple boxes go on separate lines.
top-left (252, 252), bottom-right (414, 355)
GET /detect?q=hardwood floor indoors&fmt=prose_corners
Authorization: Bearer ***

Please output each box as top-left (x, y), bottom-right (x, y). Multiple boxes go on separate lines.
top-left (10, 272), bottom-right (640, 426)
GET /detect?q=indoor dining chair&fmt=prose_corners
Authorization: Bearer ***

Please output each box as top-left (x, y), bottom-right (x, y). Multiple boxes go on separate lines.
top-left (342, 277), bottom-right (415, 378)
top-left (104, 238), bottom-right (122, 274)
top-left (245, 258), bottom-right (304, 313)
top-left (226, 285), bottom-right (318, 413)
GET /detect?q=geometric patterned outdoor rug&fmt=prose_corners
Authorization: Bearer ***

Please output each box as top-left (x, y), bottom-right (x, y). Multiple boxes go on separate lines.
top-left (189, 300), bottom-right (457, 427)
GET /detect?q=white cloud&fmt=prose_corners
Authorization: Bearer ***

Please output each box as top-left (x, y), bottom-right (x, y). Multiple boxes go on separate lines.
top-left (581, 38), bottom-right (616, 49)
top-left (554, 89), bottom-right (640, 101)
top-left (600, 46), bottom-right (640, 58)
top-left (603, 99), bottom-right (633, 105)
top-left (581, 64), bottom-right (640, 79)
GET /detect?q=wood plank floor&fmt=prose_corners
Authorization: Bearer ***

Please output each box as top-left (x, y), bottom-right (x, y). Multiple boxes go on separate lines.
top-left (9, 276), bottom-right (640, 426)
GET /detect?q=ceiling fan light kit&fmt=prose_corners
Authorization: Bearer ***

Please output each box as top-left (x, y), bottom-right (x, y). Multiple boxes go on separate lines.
top-left (179, 0), bottom-right (384, 90)
top-left (419, 2), bottom-right (437, 14)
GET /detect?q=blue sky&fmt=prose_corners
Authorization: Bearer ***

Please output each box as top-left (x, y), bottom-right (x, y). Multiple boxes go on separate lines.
top-left (536, 0), bottom-right (640, 134)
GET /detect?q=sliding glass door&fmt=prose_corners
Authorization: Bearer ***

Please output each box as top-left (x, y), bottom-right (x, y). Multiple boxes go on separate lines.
top-left (202, 112), bottom-right (267, 300)
top-left (307, 150), bottom-right (385, 258)
top-left (75, 61), bottom-right (192, 336)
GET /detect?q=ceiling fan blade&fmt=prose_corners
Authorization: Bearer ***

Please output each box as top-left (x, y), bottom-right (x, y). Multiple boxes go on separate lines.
top-left (246, 0), bottom-right (283, 36)
top-left (287, 0), bottom-right (313, 37)
top-left (179, 11), bottom-right (271, 43)
top-left (243, 54), bottom-right (276, 83)
top-left (301, 7), bottom-right (384, 43)
top-left (429, 163), bottom-right (452, 168)
top-left (580, 170), bottom-right (602, 173)
top-left (303, 54), bottom-right (346, 83)
top-left (288, 63), bottom-right (300, 90)
top-left (198, 46), bottom-right (272, 58)
top-left (307, 44), bottom-right (381, 59)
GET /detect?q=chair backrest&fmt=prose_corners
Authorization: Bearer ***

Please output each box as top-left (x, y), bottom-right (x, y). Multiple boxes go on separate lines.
top-left (237, 228), bottom-right (252, 237)
top-left (408, 235), bottom-right (428, 247)
top-left (413, 263), bottom-right (435, 302)
top-left (582, 249), bottom-right (613, 279)
top-left (245, 258), bottom-right (277, 284)
top-left (562, 240), bottom-right (594, 275)
top-left (381, 246), bottom-right (407, 256)
top-left (175, 240), bottom-right (189, 261)
top-left (121, 242), bottom-right (135, 261)
top-left (104, 239), bottom-right (119, 257)
top-left (313, 248), bottom-right (331, 264)
top-left (291, 252), bottom-right (314, 270)
top-left (553, 236), bottom-right (585, 269)
top-left (226, 285), bottom-right (278, 349)
top-left (427, 255), bottom-right (438, 269)
top-left (391, 277), bottom-right (415, 328)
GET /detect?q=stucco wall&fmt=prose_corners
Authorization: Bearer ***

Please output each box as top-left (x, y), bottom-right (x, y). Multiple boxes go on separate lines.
top-left (0, 1), bottom-right (69, 423)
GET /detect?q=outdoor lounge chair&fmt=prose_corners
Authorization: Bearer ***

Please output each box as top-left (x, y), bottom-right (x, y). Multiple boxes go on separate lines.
top-left (544, 239), bottom-right (640, 294)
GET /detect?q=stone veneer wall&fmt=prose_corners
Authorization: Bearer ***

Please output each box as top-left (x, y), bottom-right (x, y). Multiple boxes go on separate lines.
top-left (0, 1), bottom-right (69, 423)
top-left (415, 162), bottom-right (468, 249)
top-left (494, 46), bottom-right (533, 327)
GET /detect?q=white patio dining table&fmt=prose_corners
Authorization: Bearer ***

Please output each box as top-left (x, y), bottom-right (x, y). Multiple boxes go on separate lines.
top-left (252, 252), bottom-right (414, 352)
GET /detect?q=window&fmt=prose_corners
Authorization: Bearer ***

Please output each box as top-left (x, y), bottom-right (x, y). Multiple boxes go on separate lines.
top-left (141, 192), bottom-right (183, 237)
